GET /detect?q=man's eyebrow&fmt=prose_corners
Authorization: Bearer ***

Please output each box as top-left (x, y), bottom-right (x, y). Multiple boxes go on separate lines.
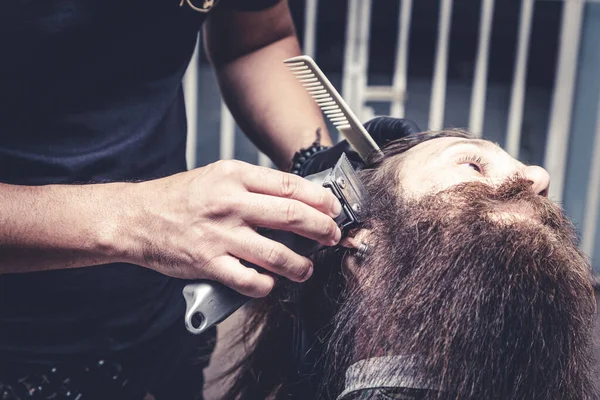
top-left (436, 138), bottom-right (500, 156)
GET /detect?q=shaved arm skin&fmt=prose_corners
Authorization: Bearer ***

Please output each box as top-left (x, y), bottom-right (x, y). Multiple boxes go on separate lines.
top-left (0, 1), bottom-right (340, 298)
top-left (204, 0), bottom-right (332, 170)
top-left (0, 181), bottom-right (130, 273)
top-left (0, 160), bottom-right (342, 298)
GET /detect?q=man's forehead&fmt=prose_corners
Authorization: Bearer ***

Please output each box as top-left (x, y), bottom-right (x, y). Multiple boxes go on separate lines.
top-left (386, 135), bottom-right (520, 189)
top-left (409, 136), bottom-right (503, 157)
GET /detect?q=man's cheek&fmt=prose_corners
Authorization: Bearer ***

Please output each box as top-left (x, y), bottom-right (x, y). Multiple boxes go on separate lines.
top-left (401, 175), bottom-right (482, 201)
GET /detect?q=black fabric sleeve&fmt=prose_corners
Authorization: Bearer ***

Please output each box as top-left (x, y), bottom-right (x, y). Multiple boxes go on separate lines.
top-left (223, 0), bottom-right (281, 11)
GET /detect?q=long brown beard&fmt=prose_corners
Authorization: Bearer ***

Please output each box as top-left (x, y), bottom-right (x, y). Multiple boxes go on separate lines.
top-left (323, 178), bottom-right (597, 400)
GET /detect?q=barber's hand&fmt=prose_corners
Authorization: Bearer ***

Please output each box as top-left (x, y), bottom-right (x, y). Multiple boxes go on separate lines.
top-left (127, 160), bottom-right (342, 298)
top-left (295, 116), bottom-right (421, 177)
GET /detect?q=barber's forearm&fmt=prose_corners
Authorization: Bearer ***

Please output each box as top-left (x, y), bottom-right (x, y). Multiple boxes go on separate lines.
top-left (211, 35), bottom-right (332, 170)
top-left (0, 182), bottom-right (130, 274)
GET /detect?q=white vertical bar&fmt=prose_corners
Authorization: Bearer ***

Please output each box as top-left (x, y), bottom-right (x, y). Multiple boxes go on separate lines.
top-left (356, 1), bottom-right (372, 73)
top-left (303, 0), bottom-right (318, 58)
top-left (183, 34), bottom-right (200, 170)
top-left (355, 0), bottom-right (372, 122)
top-left (468, 0), bottom-right (495, 137)
top-left (544, 0), bottom-right (585, 202)
top-left (581, 96), bottom-right (600, 258)
top-left (219, 101), bottom-right (235, 160)
top-left (390, 0), bottom-right (413, 118)
top-left (505, 0), bottom-right (535, 158)
top-left (342, 0), bottom-right (359, 109)
top-left (428, 0), bottom-right (453, 131)
top-left (342, 0), bottom-right (372, 125)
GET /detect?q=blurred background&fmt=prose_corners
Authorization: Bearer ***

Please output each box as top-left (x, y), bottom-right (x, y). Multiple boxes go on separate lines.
top-left (182, 0), bottom-right (600, 272)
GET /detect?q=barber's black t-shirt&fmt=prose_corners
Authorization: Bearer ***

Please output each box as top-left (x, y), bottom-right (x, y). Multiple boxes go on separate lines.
top-left (0, 0), bottom-right (278, 364)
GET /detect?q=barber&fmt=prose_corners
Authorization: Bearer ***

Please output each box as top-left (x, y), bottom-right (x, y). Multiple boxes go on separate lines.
top-left (0, 1), bottom-right (342, 399)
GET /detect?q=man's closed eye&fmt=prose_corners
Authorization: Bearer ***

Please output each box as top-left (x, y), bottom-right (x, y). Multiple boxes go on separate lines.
top-left (458, 155), bottom-right (488, 174)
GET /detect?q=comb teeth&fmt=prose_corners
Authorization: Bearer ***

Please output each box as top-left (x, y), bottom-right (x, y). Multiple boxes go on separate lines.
top-left (285, 60), bottom-right (351, 128)
top-left (284, 55), bottom-right (383, 161)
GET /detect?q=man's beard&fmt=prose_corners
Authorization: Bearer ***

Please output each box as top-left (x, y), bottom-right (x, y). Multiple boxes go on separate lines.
top-left (323, 178), bottom-right (597, 400)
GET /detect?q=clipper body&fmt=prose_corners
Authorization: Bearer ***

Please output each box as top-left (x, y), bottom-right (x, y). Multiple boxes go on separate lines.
top-left (183, 154), bottom-right (366, 334)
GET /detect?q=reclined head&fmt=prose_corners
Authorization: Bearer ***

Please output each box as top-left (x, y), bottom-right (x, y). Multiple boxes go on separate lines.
top-left (224, 127), bottom-right (597, 400)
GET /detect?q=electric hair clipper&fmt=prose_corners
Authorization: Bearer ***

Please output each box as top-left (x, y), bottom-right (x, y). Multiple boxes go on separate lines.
top-left (183, 154), bottom-right (367, 334)
top-left (183, 55), bottom-right (381, 335)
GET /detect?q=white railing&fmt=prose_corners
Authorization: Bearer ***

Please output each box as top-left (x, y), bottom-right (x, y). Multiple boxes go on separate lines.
top-left (469, 0), bottom-right (495, 138)
top-left (505, 0), bottom-right (535, 158)
top-left (342, 0), bottom-right (373, 124)
top-left (544, 0), bottom-right (585, 201)
top-left (184, 0), bottom-right (599, 265)
top-left (428, 0), bottom-right (453, 131)
top-left (582, 100), bottom-right (600, 257)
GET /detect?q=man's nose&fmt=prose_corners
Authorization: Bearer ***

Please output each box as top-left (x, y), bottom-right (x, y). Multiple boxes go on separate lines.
top-left (522, 165), bottom-right (550, 197)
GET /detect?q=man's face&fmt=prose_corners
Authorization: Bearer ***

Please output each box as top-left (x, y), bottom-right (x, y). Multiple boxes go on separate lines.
top-left (394, 136), bottom-right (550, 200)
top-left (326, 136), bottom-right (596, 400)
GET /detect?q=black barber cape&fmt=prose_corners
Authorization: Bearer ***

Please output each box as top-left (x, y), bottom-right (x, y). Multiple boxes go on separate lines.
top-left (0, 0), bottom-right (277, 364)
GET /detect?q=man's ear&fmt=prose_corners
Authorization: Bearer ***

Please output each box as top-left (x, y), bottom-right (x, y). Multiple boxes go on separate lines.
top-left (339, 228), bottom-right (373, 274)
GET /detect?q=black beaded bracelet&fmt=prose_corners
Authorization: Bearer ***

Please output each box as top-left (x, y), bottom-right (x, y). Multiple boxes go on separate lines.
top-left (289, 128), bottom-right (330, 175)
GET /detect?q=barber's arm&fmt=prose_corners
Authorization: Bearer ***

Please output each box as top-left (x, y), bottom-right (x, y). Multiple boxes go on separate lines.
top-left (0, 2), bottom-right (344, 298)
top-left (203, 0), bottom-right (332, 170)
top-left (0, 163), bottom-right (341, 297)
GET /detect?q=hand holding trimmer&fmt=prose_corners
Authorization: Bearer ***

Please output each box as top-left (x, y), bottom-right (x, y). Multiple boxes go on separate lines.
top-left (182, 56), bottom-right (419, 335)
top-left (183, 153), bottom-right (367, 334)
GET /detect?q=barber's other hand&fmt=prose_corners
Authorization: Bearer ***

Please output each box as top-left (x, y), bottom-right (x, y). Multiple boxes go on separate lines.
top-left (295, 117), bottom-right (421, 177)
top-left (124, 160), bottom-right (342, 298)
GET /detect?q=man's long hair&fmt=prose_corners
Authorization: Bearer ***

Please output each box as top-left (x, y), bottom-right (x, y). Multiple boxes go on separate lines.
top-left (219, 130), bottom-right (597, 400)
top-left (218, 130), bottom-right (471, 399)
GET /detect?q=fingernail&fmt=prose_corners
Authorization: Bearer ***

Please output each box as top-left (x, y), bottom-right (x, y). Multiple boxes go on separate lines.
top-left (330, 227), bottom-right (342, 246)
top-left (332, 198), bottom-right (342, 216)
top-left (301, 265), bottom-right (314, 281)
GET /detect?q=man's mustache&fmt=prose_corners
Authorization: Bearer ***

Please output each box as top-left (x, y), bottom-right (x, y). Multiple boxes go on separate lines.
top-left (428, 177), bottom-right (568, 232)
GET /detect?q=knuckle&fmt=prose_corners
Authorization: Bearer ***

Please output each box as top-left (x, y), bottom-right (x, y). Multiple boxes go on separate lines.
top-left (198, 186), bottom-right (244, 219)
top-left (266, 246), bottom-right (287, 268)
top-left (214, 159), bottom-right (242, 177)
top-left (285, 202), bottom-right (302, 225)
top-left (203, 196), bottom-right (232, 219)
top-left (221, 193), bottom-right (242, 213)
top-left (200, 257), bottom-right (219, 280)
top-left (280, 173), bottom-right (298, 198)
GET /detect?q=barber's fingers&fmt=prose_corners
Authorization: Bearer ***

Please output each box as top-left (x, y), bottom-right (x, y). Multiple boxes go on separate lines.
top-left (239, 164), bottom-right (342, 218)
top-left (200, 225), bottom-right (315, 297)
top-left (205, 255), bottom-right (276, 298)
top-left (227, 226), bottom-right (314, 284)
top-left (241, 193), bottom-right (341, 246)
